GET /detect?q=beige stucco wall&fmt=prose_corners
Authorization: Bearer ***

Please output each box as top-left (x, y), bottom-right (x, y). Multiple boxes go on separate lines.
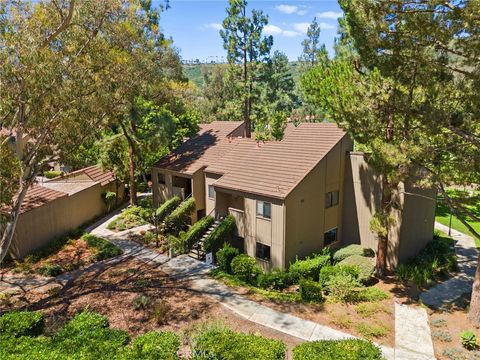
top-left (341, 153), bottom-right (436, 267)
top-left (284, 136), bottom-right (353, 267)
top-left (10, 182), bottom-right (119, 259)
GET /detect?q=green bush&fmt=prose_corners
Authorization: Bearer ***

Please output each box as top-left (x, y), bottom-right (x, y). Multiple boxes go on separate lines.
top-left (351, 287), bottom-right (389, 302)
top-left (43, 170), bottom-right (63, 179)
top-left (193, 327), bottom-right (286, 360)
top-left (108, 206), bottom-right (149, 231)
top-left (325, 273), bottom-right (361, 302)
top-left (102, 191), bottom-right (117, 212)
top-left (289, 253), bottom-right (330, 281)
top-left (204, 215), bottom-right (236, 253)
top-left (0, 311), bottom-right (44, 337)
top-left (83, 234), bottom-right (123, 261)
top-left (129, 331), bottom-right (180, 359)
top-left (216, 243), bottom-right (240, 274)
top-left (164, 197), bottom-right (196, 235)
top-left (183, 216), bottom-right (214, 250)
top-left (395, 236), bottom-right (456, 288)
top-left (319, 265), bottom-right (360, 287)
top-left (156, 196), bottom-right (182, 222)
top-left (167, 234), bottom-right (186, 254)
top-left (338, 255), bottom-right (375, 283)
top-left (460, 330), bottom-right (478, 350)
top-left (293, 339), bottom-right (383, 360)
top-left (258, 269), bottom-right (295, 291)
top-left (138, 195), bottom-right (153, 211)
top-left (38, 263), bottom-right (63, 277)
top-left (299, 279), bottom-right (324, 302)
top-left (333, 244), bottom-right (375, 263)
top-left (231, 254), bottom-right (262, 284)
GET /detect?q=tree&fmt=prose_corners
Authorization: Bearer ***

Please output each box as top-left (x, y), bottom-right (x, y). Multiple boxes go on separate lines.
top-left (0, 0), bottom-right (133, 263)
top-left (299, 17), bottom-right (323, 67)
top-left (220, 0), bottom-right (273, 137)
top-left (303, 0), bottom-right (480, 317)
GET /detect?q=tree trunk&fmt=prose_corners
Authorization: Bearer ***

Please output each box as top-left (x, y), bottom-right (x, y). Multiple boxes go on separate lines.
top-left (0, 181), bottom-right (31, 263)
top-left (242, 11), bottom-right (251, 138)
top-left (375, 176), bottom-right (392, 277)
top-left (128, 142), bottom-right (137, 205)
top-left (469, 254), bottom-right (480, 325)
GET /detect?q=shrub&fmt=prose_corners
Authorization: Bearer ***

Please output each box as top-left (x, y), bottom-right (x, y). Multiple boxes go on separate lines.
top-left (183, 216), bottom-right (214, 250)
top-left (132, 295), bottom-right (150, 310)
top-left (325, 273), bottom-right (361, 302)
top-left (332, 244), bottom-right (375, 263)
top-left (43, 170), bottom-right (63, 179)
top-left (258, 269), bottom-right (295, 291)
top-left (138, 195), bottom-right (153, 210)
top-left (129, 331), bottom-right (180, 359)
top-left (355, 322), bottom-right (388, 339)
top-left (102, 191), bottom-right (117, 212)
top-left (396, 235), bottom-right (456, 288)
top-left (204, 215), bottom-right (236, 253)
top-left (289, 253), bottom-right (330, 281)
top-left (0, 311), bottom-right (44, 337)
top-left (431, 330), bottom-right (452, 342)
top-left (216, 243), bottom-right (239, 274)
top-left (338, 255), bottom-right (375, 283)
top-left (460, 330), bottom-right (478, 350)
top-left (299, 279), bottom-right (324, 302)
top-left (83, 234), bottom-right (123, 261)
top-left (38, 263), bottom-right (63, 277)
top-left (231, 254), bottom-right (262, 284)
top-left (167, 234), bottom-right (186, 255)
top-left (319, 265), bottom-right (360, 287)
top-left (193, 327), bottom-right (286, 360)
top-left (293, 339), bottom-right (383, 360)
top-left (164, 197), bottom-right (196, 235)
top-left (152, 300), bottom-right (171, 325)
top-left (352, 287), bottom-right (389, 303)
top-left (156, 196), bottom-right (182, 222)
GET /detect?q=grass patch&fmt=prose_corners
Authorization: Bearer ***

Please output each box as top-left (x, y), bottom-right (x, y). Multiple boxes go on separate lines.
top-left (355, 302), bottom-right (389, 318)
top-left (356, 322), bottom-right (388, 339)
top-left (329, 313), bottom-right (353, 329)
top-left (436, 189), bottom-right (480, 247)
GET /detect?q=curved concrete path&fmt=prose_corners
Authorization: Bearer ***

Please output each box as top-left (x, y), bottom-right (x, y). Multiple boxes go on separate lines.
top-left (420, 222), bottom-right (478, 308)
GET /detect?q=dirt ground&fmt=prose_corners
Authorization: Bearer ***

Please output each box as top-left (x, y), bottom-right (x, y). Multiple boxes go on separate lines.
top-left (0, 259), bottom-right (301, 359)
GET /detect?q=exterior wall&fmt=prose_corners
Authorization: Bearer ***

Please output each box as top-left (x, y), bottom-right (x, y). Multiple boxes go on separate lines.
top-left (9, 182), bottom-right (117, 259)
top-left (284, 136), bottom-right (353, 267)
top-left (341, 153), bottom-right (436, 267)
top-left (205, 172), bottom-right (222, 216)
top-left (152, 167), bottom-right (173, 207)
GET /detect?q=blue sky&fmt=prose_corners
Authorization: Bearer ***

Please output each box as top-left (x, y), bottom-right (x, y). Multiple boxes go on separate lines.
top-left (159, 1), bottom-right (342, 62)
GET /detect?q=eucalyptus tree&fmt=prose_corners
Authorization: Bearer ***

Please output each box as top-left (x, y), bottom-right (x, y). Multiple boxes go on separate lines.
top-left (220, 0), bottom-right (273, 137)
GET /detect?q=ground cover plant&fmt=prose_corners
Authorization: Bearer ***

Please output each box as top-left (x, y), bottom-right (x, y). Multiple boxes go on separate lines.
top-left (6, 231), bottom-right (122, 277)
top-left (292, 339), bottom-right (383, 360)
top-left (107, 205), bottom-right (150, 232)
top-left (396, 231), bottom-right (456, 288)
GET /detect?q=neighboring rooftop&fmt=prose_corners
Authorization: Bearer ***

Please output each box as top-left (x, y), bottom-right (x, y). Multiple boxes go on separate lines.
top-left (49, 165), bottom-right (116, 186)
top-left (18, 185), bottom-right (67, 214)
top-left (155, 121), bottom-right (347, 199)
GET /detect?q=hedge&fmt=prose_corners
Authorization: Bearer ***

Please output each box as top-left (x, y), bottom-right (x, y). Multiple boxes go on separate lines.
top-left (203, 215), bottom-right (236, 253)
top-left (0, 311), bottom-right (44, 337)
top-left (128, 331), bottom-right (180, 359)
top-left (216, 243), bottom-right (240, 274)
top-left (183, 216), bottom-right (214, 251)
top-left (333, 245), bottom-right (375, 263)
top-left (164, 197), bottom-right (196, 235)
top-left (293, 339), bottom-right (383, 360)
top-left (193, 328), bottom-right (286, 360)
top-left (289, 253), bottom-right (330, 281)
top-left (338, 255), bottom-right (375, 283)
top-left (319, 265), bottom-right (360, 287)
top-left (258, 269), bottom-right (295, 291)
top-left (299, 279), bottom-right (324, 302)
top-left (156, 196), bottom-right (182, 222)
top-left (231, 254), bottom-right (262, 284)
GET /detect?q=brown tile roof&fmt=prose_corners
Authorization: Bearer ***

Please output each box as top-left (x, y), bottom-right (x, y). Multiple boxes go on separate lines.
top-left (19, 185), bottom-right (67, 213)
top-left (50, 165), bottom-right (116, 186)
top-left (206, 122), bottom-right (347, 199)
top-left (153, 121), bottom-right (245, 175)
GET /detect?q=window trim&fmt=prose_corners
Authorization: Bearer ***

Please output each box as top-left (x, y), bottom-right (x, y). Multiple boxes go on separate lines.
top-left (325, 190), bottom-right (339, 208)
top-left (324, 227), bottom-right (338, 246)
top-left (255, 242), bottom-right (271, 262)
top-left (208, 185), bottom-right (215, 199)
top-left (256, 200), bottom-right (272, 220)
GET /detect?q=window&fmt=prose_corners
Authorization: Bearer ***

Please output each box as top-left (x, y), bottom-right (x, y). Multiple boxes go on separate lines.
top-left (256, 242), bottom-right (271, 261)
top-left (325, 190), bottom-right (339, 208)
top-left (324, 228), bottom-right (338, 246)
top-left (208, 185), bottom-right (215, 199)
top-left (256, 200), bottom-right (271, 219)
top-left (158, 173), bottom-right (166, 185)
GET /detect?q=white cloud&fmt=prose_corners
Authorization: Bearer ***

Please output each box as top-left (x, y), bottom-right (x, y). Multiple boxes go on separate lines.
top-left (293, 22), bottom-right (310, 34)
top-left (316, 11), bottom-right (343, 19)
top-left (297, 9), bottom-right (307, 16)
top-left (320, 22), bottom-right (336, 30)
top-left (206, 23), bottom-right (222, 30)
top-left (282, 30), bottom-right (301, 37)
top-left (275, 5), bottom-right (298, 14)
top-left (263, 24), bottom-right (283, 35)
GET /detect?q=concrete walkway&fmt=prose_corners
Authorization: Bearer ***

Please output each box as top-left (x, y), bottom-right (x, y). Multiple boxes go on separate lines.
top-left (420, 222), bottom-right (478, 308)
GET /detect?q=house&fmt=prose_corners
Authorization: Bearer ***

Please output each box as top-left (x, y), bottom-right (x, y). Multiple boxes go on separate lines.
top-left (152, 121), bottom-right (436, 270)
top-left (6, 166), bottom-right (125, 259)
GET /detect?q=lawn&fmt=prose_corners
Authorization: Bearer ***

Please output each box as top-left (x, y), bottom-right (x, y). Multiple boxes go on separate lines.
top-left (436, 189), bottom-right (480, 247)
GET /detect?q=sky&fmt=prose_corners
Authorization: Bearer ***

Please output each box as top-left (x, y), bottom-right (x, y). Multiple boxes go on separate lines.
top-left (158, 1), bottom-right (343, 62)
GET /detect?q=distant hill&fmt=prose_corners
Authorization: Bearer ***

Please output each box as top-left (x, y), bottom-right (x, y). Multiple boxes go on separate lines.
top-left (183, 62), bottom-right (302, 88)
